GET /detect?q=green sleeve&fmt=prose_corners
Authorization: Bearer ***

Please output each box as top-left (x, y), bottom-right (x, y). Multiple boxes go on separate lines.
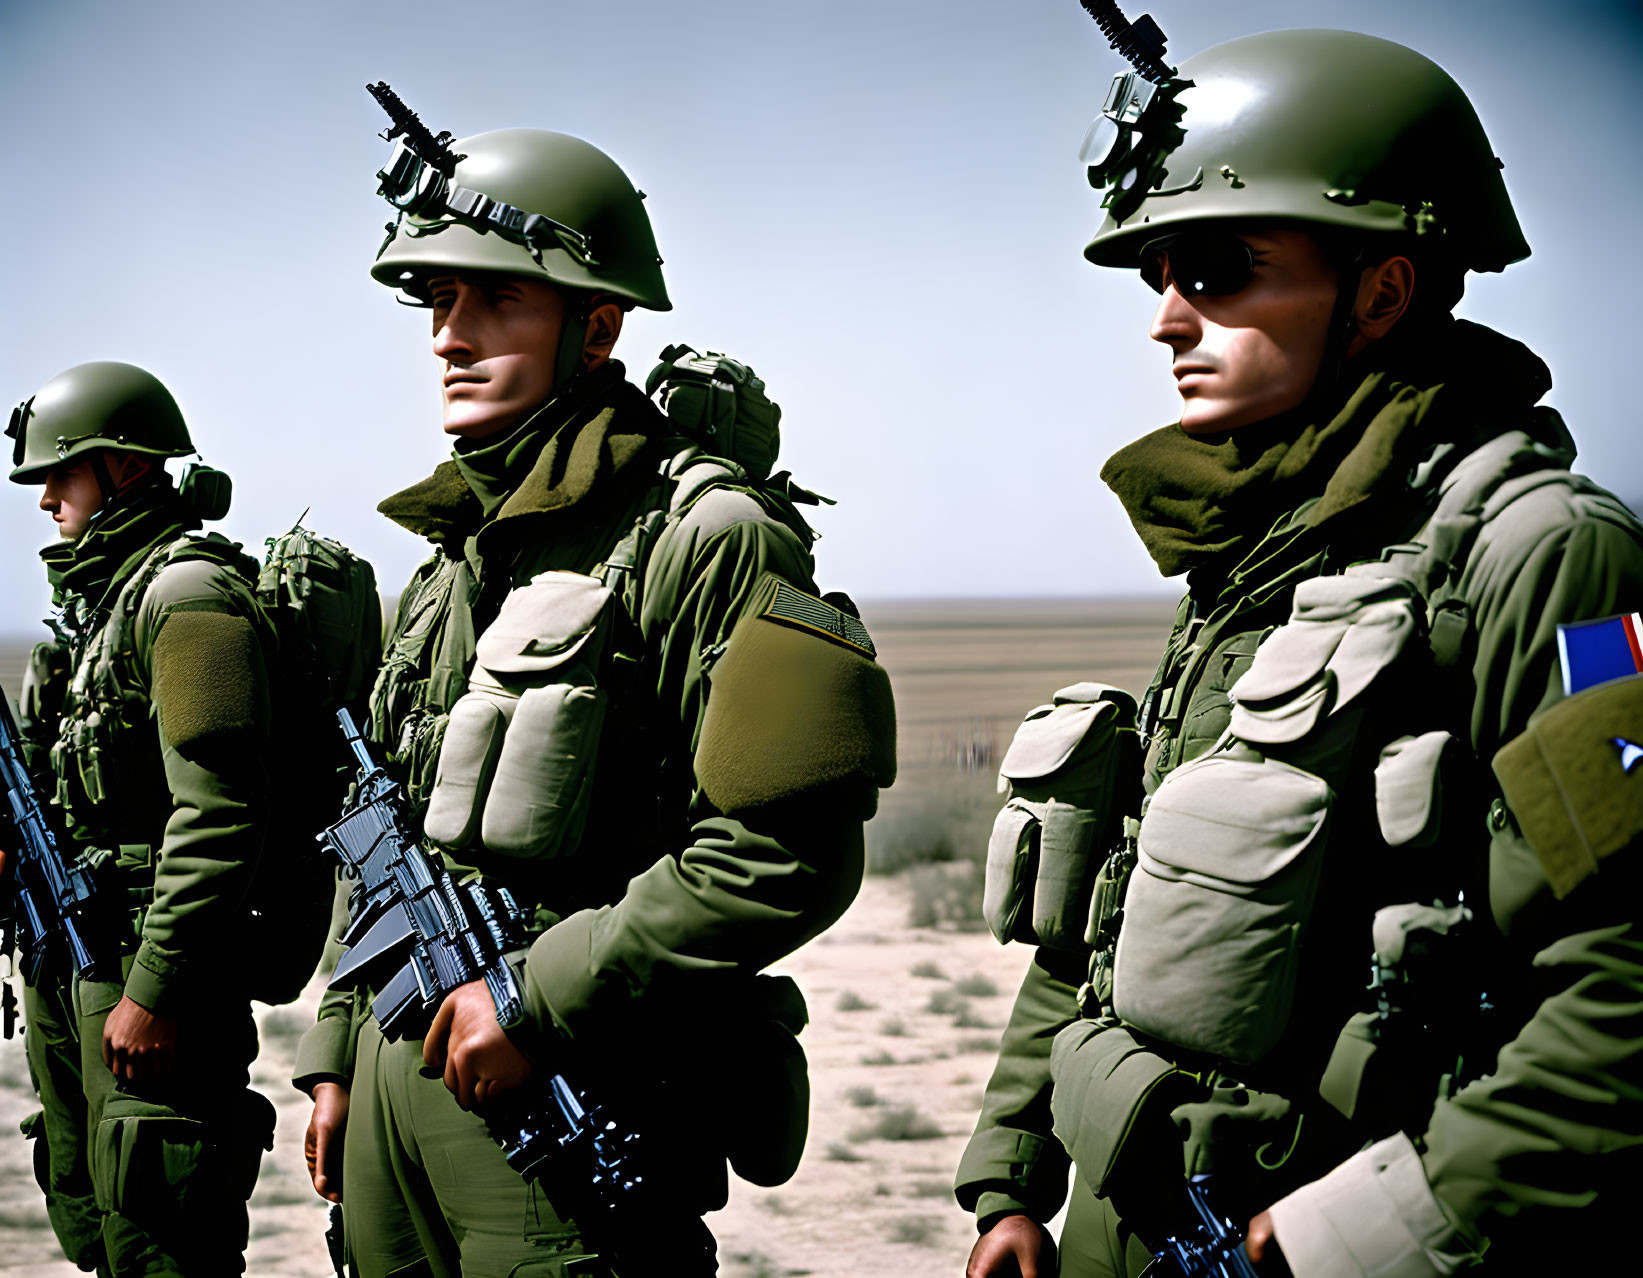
top-left (518, 501), bottom-right (874, 1042)
top-left (954, 948), bottom-right (1084, 1229)
top-left (1418, 499), bottom-right (1643, 1237)
top-left (293, 869), bottom-right (370, 1094)
top-left (123, 563), bottom-right (272, 1017)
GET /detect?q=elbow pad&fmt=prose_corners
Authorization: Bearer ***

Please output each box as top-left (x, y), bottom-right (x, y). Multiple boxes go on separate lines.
top-left (695, 578), bottom-right (896, 818)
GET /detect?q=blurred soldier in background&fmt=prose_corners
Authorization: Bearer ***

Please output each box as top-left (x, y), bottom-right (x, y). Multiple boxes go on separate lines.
top-left (959, 23), bottom-right (1643, 1278)
top-left (294, 115), bottom-right (896, 1277)
top-left (4, 363), bottom-right (279, 1276)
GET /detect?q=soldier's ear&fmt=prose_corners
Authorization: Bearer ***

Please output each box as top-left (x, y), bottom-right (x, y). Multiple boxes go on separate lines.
top-left (1353, 255), bottom-right (1416, 343)
top-left (580, 301), bottom-right (625, 371)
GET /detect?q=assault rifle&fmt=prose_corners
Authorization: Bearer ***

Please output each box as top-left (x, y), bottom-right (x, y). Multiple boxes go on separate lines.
top-left (320, 709), bottom-right (715, 1275)
top-left (1141, 1176), bottom-right (1261, 1278)
top-left (0, 693), bottom-right (102, 1035)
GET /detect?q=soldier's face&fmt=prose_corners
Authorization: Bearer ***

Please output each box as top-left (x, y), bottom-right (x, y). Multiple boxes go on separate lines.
top-left (1147, 228), bottom-right (1339, 434)
top-left (428, 274), bottom-right (567, 440)
top-left (39, 457), bottom-right (104, 540)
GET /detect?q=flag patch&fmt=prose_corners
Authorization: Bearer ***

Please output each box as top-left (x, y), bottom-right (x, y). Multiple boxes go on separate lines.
top-left (1557, 613), bottom-right (1643, 696)
top-left (763, 581), bottom-right (876, 658)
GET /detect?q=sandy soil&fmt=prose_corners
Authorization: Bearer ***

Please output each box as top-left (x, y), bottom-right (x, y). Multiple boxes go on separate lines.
top-left (0, 596), bottom-right (1179, 1277)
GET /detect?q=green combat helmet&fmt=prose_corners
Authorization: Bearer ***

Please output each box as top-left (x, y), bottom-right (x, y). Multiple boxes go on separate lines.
top-left (366, 84), bottom-right (670, 311)
top-left (8, 361), bottom-right (194, 484)
top-left (1077, 21), bottom-right (1529, 273)
top-left (7, 361), bottom-right (231, 519)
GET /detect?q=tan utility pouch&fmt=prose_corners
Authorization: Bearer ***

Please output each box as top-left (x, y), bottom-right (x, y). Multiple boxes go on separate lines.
top-left (1115, 751), bottom-right (1332, 1064)
top-left (1375, 731), bottom-right (1454, 848)
top-left (984, 682), bottom-right (1136, 951)
top-left (1113, 574), bottom-right (1421, 1065)
top-left (424, 571), bottom-right (614, 858)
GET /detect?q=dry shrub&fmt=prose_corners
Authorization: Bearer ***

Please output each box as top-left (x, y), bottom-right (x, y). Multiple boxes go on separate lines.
top-left (955, 973), bottom-right (999, 998)
top-left (865, 774), bottom-right (996, 876)
top-left (908, 861), bottom-right (985, 929)
top-left (910, 960), bottom-right (947, 980)
top-left (849, 1104), bottom-right (943, 1142)
top-left (835, 989), bottom-right (876, 1012)
top-left (888, 1216), bottom-right (943, 1246)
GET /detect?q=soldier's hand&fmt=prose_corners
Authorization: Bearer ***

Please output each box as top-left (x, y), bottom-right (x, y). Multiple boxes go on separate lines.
top-left (423, 979), bottom-right (532, 1110)
top-left (306, 1081), bottom-right (349, 1203)
top-left (1246, 1209), bottom-right (1291, 1273)
top-left (967, 1213), bottom-right (1056, 1278)
top-left (102, 995), bottom-right (178, 1081)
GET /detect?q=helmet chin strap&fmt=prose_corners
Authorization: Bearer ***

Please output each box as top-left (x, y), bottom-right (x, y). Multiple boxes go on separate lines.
top-left (1304, 250), bottom-right (1371, 413)
top-left (551, 301), bottom-right (593, 397)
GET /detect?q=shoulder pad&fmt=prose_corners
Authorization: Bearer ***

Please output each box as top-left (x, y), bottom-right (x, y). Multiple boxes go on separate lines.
top-left (1492, 674), bottom-right (1643, 898)
top-left (695, 574), bottom-right (895, 817)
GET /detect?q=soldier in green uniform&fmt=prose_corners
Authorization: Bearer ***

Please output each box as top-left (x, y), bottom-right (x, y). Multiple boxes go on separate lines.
top-left (4, 362), bottom-right (279, 1276)
top-left (957, 28), bottom-right (1643, 1278)
top-left (294, 123), bottom-right (896, 1277)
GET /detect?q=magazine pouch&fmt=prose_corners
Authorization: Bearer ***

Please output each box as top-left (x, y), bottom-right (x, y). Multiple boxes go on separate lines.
top-left (984, 683), bottom-right (1138, 950)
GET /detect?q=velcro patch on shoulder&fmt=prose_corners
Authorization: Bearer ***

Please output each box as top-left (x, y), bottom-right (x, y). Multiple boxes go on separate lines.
top-left (695, 597), bottom-right (896, 818)
top-left (152, 610), bottom-right (269, 755)
top-left (1493, 675), bottom-right (1643, 898)
top-left (762, 579), bottom-right (876, 659)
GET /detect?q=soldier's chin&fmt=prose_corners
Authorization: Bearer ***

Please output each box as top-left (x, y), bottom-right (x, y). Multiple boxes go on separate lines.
top-left (441, 401), bottom-right (523, 441)
top-left (1179, 394), bottom-right (1276, 437)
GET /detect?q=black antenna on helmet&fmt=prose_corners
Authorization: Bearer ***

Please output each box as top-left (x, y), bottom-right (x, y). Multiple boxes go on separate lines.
top-left (1077, 1), bottom-right (1174, 83)
top-left (366, 82), bottom-right (467, 176)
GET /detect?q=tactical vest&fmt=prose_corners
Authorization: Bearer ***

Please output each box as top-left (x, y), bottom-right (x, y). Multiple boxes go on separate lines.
top-left (51, 532), bottom-right (262, 845)
top-left (51, 527), bottom-right (377, 1003)
top-left (369, 443), bottom-right (821, 888)
top-left (991, 428), bottom-right (1575, 1095)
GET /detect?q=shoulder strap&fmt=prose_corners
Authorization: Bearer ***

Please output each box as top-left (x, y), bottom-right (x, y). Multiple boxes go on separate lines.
top-left (1345, 428), bottom-right (1569, 667)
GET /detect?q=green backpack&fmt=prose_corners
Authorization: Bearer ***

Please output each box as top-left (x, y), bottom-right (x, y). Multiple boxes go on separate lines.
top-left (244, 525), bottom-right (383, 1004)
top-left (645, 344), bottom-right (782, 481)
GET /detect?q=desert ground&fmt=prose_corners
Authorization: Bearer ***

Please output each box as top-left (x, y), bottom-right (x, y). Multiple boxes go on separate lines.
top-left (0, 595), bottom-right (1177, 1277)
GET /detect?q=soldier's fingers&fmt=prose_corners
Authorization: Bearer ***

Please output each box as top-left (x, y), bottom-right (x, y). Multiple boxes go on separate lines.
top-left (424, 998), bottom-right (455, 1070)
top-left (444, 1042), bottom-right (464, 1105)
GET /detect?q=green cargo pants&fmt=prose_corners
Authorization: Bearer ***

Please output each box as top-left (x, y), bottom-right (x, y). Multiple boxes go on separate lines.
top-left (22, 971), bottom-right (107, 1273)
top-left (75, 966), bottom-right (272, 1278)
top-left (342, 1016), bottom-right (611, 1278)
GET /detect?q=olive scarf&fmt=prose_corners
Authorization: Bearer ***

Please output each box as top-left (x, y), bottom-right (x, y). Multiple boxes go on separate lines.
top-left (1100, 319), bottom-right (1555, 577)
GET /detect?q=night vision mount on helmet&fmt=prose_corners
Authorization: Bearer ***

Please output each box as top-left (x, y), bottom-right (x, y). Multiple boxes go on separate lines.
top-left (366, 82), bottom-right (670, 313)
top-left (1072, 3), bottom-right (1529, 274)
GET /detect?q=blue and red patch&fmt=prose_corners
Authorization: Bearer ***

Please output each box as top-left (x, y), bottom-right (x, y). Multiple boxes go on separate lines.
top-left (1558, 612), bottom-right (1643, 696)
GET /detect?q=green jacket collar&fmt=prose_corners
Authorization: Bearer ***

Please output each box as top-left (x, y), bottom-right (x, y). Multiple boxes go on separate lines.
top-left (378, 363), bottom-right (667, 549)
top-left (1101, 319), bottom-right (1559, 582)
top-left (43, 482), bottom-right (198, 620)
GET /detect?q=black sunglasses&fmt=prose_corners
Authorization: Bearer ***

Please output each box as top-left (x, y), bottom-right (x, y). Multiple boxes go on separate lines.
top-left (1140, 232), bottom-right (1258, 297)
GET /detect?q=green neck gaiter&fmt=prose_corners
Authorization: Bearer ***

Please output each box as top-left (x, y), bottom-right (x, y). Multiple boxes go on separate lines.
top-left (1099, 318), bottom-right (1548, 577)
top-left (449, 365), bottom-right (623, 519)
top-left (43, 482), bottom-right (198, 613)
top-left (451, 419), bottom-right (552, 520)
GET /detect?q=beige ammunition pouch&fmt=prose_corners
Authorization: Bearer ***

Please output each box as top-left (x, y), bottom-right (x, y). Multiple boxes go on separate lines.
top-left (424, 571), bottom-right (615, 859)
top-left (1113, 574), bottom-right (1425, 1065)
top-left (984, 682), bottom-right (1137, 951)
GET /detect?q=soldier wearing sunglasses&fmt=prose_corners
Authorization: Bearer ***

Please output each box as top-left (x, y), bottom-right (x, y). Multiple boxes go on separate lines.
top-left (959, 27), bottom-right (1643, 1278)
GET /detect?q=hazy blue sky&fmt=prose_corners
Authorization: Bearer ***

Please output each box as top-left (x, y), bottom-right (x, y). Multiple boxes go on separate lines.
top-left (3, 0), bottom-right (1640, 630)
